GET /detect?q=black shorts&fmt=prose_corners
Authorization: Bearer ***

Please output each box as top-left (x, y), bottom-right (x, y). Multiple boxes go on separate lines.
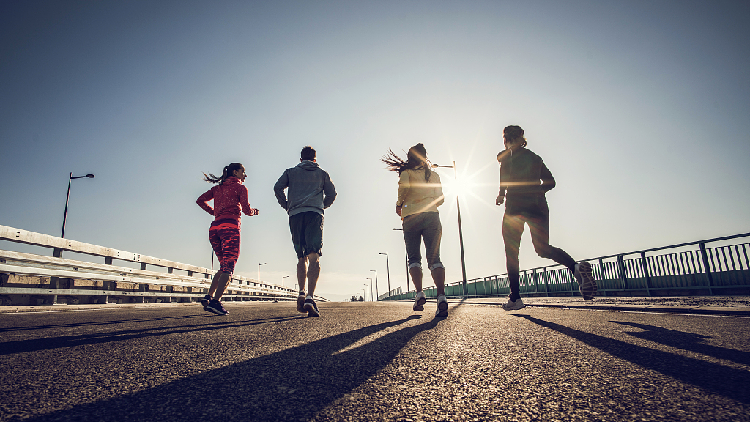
top-left (289, 211), bottom-right (324, 259)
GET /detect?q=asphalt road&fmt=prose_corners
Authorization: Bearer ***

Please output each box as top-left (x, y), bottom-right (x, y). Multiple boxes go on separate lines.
top-left (1, 301), bottom-right (749, 421)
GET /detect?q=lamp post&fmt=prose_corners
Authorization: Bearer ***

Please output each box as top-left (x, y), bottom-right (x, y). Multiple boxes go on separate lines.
top-left (282, 275), bottom-right (289, 288)
top-left (363, 283), bottom-right (368, 302)
top-left (258, 262), bottom-right (267, 281)
top-left (433, 162), bottom-right (468, 296)
top-left (393, 228), bottom-right (410, 292)
top-left (379, 252), bottom-right (391, 296)
top-left (366, 278), bottom-right (374, 302)
top-left (56, 172), bottom-right (94, 258)
top-left (370, 269), bottom-right (378, 301)
top-left (61, 172), bottom-right (95, 239)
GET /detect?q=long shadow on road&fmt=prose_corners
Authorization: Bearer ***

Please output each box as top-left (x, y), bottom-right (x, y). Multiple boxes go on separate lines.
top-left (23, 314), bottom-right (443, 422)
top-left (0, 313), bottom-right (215, 334)
top-left (0, 315), bottom-right (306, 356)
top-left (515, 314), bottom-right (750, 405)
top-left (611, 320), bottom-right (750, 366)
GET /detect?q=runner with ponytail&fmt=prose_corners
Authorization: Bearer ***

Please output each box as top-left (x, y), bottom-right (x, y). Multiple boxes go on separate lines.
top-left (196, 163), bottom-right (259, 315)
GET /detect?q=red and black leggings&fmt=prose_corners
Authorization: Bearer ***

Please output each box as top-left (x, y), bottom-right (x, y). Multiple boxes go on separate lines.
top-left (209, 219), bottom-right (241, 274)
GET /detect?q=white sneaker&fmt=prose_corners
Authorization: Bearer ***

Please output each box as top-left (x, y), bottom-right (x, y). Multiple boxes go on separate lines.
top-left (575, 262), bottom-right (597, 300)
top-left (502, 297), bottom-right (525, 311)
top-left (435, 294), bottom-right (448, 317)
top-left (296, 291), bottom-right (306, 313)
top-left (413, 291), bottom-right (426, 311)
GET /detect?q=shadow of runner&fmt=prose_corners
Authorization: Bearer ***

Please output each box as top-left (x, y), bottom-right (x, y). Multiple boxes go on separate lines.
top-left (1, 315), bottom-right (306, 356)
top-left (513, 314), bottom-right (750, 405)
top-left (23, 314), bottom-right (443, 422)
top-left (0, 314), bottom-right (214, 334)
top-left (612, 321), bottom-right (750, 366)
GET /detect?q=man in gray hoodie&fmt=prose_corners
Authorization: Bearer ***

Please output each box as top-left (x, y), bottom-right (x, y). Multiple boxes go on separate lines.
top-left (274, 146), bottom-right (337, 317)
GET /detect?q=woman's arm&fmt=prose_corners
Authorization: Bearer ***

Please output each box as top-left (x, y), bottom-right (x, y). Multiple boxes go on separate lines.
top-left (239, 185), bottom-right (259, 216)
top-left (396, 171), bottom-right (410, 216)
top-left (540, 162), bottom-right (556, 193)
top-left (196, 189), bottom-right (215, 216)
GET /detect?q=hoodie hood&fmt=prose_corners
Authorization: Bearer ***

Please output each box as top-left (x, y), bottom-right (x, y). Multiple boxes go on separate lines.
top-left (296, 161), bottom-right (320, 171)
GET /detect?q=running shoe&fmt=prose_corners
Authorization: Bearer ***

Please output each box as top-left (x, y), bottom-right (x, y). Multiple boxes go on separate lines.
top-left (304, 298), bottom-right (320, 317)
top-left (435, 294), bottom-right (448, 317)
top-left (413, 291), bottom-right (426, 311)
top-left (200, 294), bottom-right (211, 310)
top-left (296, 291), bottom-right (306, 313)
top-left (502, 297), bottom-right (525, 311)
top-left (206, 299), bottom-right (228, 315)
top-left (575, 262), bottom-right (597, 300)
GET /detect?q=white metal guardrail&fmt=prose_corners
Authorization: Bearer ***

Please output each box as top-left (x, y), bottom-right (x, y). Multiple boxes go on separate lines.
top-left (0, 225), bottom-right (316, 306)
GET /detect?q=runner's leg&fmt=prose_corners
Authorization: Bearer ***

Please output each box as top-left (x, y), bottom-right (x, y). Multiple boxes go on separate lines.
top-left (306, 252), bottom-right (320, 296)
top-left (423, 212), bottom-right (445, 296)
top-left (527, 205), bottom-right (576, 272)
top-left (502, 213), bottom-right (524, 301)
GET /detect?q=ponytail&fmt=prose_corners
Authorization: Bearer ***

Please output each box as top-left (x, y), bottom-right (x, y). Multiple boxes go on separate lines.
top-left (203, 162), bottom-right (243, 185)
top-left (381, 143), bottom-right (432, 181)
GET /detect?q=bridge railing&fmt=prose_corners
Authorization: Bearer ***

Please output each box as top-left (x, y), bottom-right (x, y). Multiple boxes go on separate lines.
top-left (384, 232), bottom-right (750, 300)
top-left (0, 225), bottom-right (310, 306)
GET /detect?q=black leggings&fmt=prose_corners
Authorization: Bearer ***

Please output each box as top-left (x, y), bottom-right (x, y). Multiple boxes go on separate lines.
top-left (502, 202), bottom-right (576, 300)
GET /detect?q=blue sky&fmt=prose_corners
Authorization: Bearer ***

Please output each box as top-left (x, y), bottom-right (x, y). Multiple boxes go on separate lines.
top-left (2, 0), bottom-right (749, 301)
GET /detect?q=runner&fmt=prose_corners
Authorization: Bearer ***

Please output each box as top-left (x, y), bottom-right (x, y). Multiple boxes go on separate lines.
top-left (274, 146), bottom-right (337, 317)
top-left (196, 163), bottom-right (259, 315)
top-left (496, 125), bottom-right (597, 311)
top-left (382, 143), bottom-right (448, 317)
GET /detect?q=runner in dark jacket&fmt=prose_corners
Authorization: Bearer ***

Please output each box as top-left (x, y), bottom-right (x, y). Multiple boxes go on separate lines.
top-left (496, 125), bottom-right (597, 310)
top-left (274, 146), bottom-right (336, 317)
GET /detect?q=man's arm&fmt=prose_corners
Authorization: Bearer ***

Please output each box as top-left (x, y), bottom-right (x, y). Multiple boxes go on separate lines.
top-left (322, 172), bottom-right (337, 209)
top-left (273, 170), bottom-right (289, 210)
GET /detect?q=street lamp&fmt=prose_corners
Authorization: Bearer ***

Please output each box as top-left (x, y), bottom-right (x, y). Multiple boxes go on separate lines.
top-left (258, 262), bottom-right (267, 281)
top-left (366, 278), bottom-right (373, 301)
top-left (370, 270), bottom-right (378, 301)
top-left (56, 172), bottom-right (94, 258)
top-left (379, 252), bottom-right (391, 297)
top-left (363, 283), bottom-right (368, 302)
top-left (433, 162), bottom-right (468, 296)
top-left (281, 275), bottom-right (290, 288)
top-left (61, 172), bottom-right (95, 239)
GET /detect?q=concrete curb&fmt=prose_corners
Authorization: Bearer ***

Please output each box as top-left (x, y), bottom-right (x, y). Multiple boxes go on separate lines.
top-left (392, 296), bottom-right (750, 317)
top-left (475, 301), bottom-right (750, 316)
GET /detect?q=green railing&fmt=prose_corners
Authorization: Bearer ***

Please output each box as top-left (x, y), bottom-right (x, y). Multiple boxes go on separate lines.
top-left (383, 232), bottom-right (750, 300)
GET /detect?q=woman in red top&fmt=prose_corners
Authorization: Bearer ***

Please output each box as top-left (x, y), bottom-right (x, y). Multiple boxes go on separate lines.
top-left (196, 163), bottom-right (259, 315)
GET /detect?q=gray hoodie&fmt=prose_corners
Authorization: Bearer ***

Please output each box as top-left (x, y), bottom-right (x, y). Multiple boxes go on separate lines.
top-left (274, 161), bottom-right (337, 216)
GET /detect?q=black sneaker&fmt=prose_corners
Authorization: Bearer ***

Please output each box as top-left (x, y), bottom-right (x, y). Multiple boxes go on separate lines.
top-left (200, 295), bottom-right (211, 310)
top-left (303, 298), bottom-right (320, 317)
top-left (206, 299), bottom-right (228, 315)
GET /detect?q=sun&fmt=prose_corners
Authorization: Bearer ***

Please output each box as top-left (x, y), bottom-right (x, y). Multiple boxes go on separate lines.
top-left (439, 171), bottom-right (479, 198)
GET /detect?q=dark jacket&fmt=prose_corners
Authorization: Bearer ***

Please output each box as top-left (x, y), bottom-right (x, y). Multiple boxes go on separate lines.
top-left (497, 148), bottom-right (555, 216)
top-left (274, 161), bottom-right (337, 216)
